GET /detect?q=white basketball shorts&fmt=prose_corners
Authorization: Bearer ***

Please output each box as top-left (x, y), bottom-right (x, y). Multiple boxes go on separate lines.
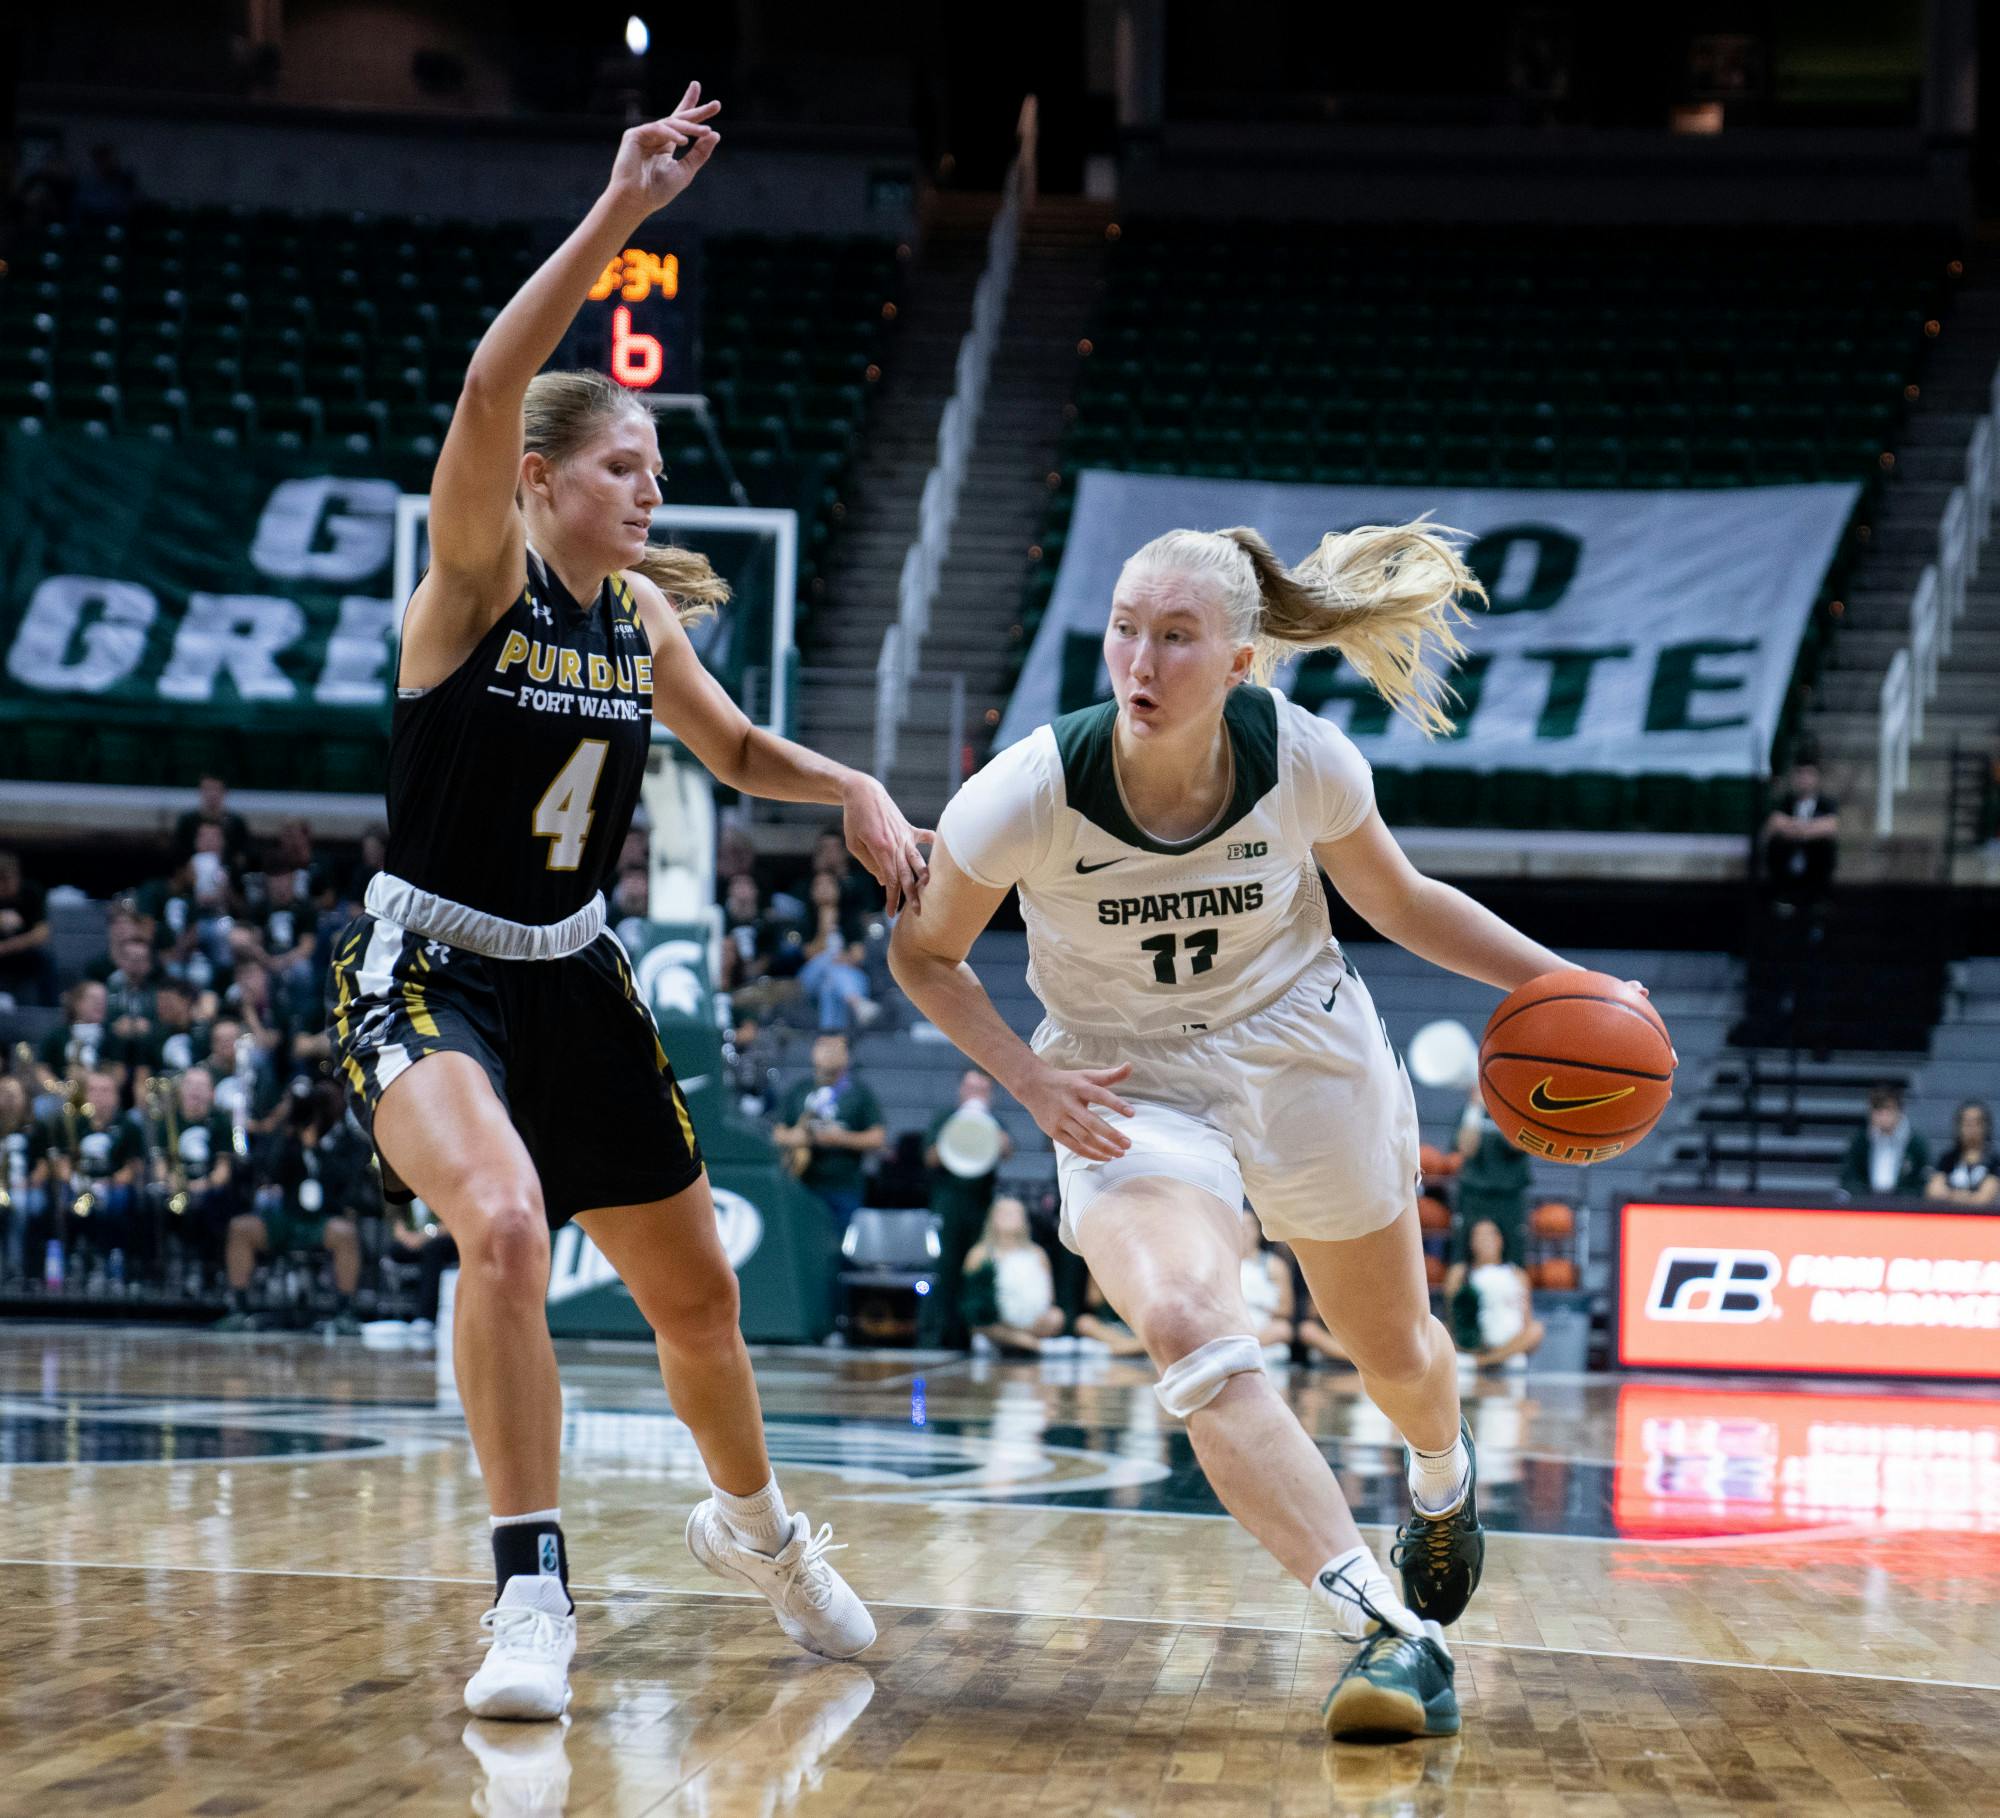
top-left (1033, 945), bottom-right (1420, 1251)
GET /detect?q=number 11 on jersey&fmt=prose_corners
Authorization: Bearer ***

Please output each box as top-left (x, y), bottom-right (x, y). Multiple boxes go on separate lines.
top-left (1140, 928), bottom-right (1219, 984)
top-left (533, 739), bottom-right (610, 871)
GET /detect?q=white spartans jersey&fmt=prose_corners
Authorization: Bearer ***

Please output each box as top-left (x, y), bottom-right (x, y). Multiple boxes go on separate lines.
top-left (938, 687), bottom-right (1375, 1039)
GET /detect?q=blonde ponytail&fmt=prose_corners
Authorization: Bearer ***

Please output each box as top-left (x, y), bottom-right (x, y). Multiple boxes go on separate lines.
top-left (521, 368), bottom-right (731, 627)
top-left (632, 543), bottom-right (730, 627)
top-left (1122, 519), bottom-right (1484, 738)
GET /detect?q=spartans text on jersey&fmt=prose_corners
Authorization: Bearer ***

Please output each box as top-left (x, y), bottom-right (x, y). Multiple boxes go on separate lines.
top-left (1096, 883), bottom-right (1265, 927)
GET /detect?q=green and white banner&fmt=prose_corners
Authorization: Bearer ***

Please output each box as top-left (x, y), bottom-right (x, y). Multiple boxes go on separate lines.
top-left (0, 428), bottom-right (782, 767)
top-left (999, 472), bottom-right (1861, 775)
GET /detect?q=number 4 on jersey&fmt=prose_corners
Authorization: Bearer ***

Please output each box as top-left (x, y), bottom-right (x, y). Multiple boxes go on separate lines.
top-left (533, 739), bottom-right (610, 871)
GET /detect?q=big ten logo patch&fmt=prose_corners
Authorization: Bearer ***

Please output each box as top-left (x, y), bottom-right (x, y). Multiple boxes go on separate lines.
top-left (1645, 1248), bottom-right (1781, 1322)
top-left (1227, 841), bottom-right (1269, 861)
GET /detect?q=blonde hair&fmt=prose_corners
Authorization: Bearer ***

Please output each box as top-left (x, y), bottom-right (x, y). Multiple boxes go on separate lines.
top-left (520, 370), bottom-right (731, 627)
top-left (1119, 519), bottom-right (1484, 737)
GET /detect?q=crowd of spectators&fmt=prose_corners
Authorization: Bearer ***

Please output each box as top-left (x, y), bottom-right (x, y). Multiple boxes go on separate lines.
top-left (0, 776), bottom-right (393, 1329)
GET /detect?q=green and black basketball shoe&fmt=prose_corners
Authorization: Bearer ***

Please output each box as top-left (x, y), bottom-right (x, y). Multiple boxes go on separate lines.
top-left (1391, 1414), bottom-right (1484, 1626)
top-left (1322, 1617), bottom-right (1460, 1742)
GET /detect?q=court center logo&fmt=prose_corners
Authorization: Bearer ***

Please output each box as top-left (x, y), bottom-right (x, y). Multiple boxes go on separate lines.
top-left (1645, 1247), bottom-right (1781, 1322)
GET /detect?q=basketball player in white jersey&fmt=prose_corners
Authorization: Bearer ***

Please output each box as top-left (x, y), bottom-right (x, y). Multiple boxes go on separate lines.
top-left (891, 520), bottom-right (1587, 1741)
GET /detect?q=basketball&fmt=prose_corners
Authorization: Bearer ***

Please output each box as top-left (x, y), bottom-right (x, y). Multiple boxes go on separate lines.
top-left (1529, 1200), bottom-right (1576, 1237)
top-left (1479, 970), bottom-right (1675, 1165)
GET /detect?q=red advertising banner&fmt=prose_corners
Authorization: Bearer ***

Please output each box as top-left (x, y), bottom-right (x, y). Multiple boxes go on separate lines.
top-left (1614, 1382), bottom-right (2000, 1535)
top-left (1618, 1201), bottom-right (2000, 1379)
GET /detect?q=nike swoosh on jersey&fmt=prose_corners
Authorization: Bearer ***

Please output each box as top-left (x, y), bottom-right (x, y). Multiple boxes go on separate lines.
top-left (1526, 1078), bottom-right (1636, 1116)
top-left (1074, 858), bottom-right (1125, 874)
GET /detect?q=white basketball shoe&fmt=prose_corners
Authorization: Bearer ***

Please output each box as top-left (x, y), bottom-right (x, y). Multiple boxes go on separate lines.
top-left (684, 1501), bottom-right (877, 1658)
top-left (464, 1575), bottom-right (576, 1720)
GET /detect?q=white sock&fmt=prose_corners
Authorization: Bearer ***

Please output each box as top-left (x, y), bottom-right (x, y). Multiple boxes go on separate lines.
top-left (713, 1476), bottom-right (790, 1555)
top-left (1408, 1433), bottom-right (1470, 1515)
top-left (1311, 1543), bottom-right (1422, 1642)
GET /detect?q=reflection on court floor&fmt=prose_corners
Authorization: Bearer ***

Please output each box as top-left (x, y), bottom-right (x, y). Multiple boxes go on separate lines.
top-left (1, 1329), bottom-right (1997, 1816)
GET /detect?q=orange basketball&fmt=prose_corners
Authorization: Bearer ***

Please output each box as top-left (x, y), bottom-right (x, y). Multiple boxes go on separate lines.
top-left (1417, 1194), bottom-right (1452, 1232)
top-left (1424, 1253), bottom-right (1447, 1287)
top-left (1533, 1257), bottom-right (1579, 1290)
top-left (1479, 969), bottom-right (1674, 1166)
top-left (1529, 1200), bottom-right (1576, 1237)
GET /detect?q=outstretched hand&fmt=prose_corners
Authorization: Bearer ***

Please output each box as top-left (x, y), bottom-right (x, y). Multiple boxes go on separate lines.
top-left (606, 82), bottom-right (722, 217)
top-left (840, 775), bottom-right (933, 918)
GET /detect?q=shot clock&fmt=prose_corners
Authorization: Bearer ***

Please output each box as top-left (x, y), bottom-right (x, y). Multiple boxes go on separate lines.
top-left (554, 236), bottom-right (698, 392)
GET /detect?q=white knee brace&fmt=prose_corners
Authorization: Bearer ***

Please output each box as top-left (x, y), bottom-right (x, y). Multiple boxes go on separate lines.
top-left (1153, 1333), bottom-right (1267, 1420)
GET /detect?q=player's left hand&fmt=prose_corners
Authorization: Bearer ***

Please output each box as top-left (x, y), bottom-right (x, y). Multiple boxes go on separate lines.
top-left (840, 776), bottom-right (933, 917)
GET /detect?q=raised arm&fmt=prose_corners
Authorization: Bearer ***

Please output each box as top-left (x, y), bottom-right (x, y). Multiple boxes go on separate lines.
top-left (402, 85), bottom-right (721, 690)
top-left (888, 843), bottom-right (1134, 1162)
top-left (1315, 809), bottom-right (1570, 993)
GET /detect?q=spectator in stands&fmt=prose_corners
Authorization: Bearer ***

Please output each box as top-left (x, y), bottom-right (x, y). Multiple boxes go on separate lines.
top-left (0, 851), bottom-right (56, 1008)
top-left (611, 868), bottom-right (651, 941)
top-left (35, 1069), bottom-right (141, 1266)
top-left (919, 1070), bottom-right (1012, 1350)
top-left (1, 1076), bottom-right (35, 1281)
top-left (961, 1195), bottom-right (1064, 1355)
top-left (255, 862), bottom-right (318, 993)
top-left (797, 928), bottom-right (878, 1032)
top-left (217, 1079), bottom-right (366, 1333)
top-left (343, 824), bottom-right (388, 911)
top-left (224, 958), bottom-right (290, 1063)
top-left (716, 825), bottom-right (757, 894)
top-left (1760, 755), bottom-right (1840, 905)
top-left (1453, 1082), bottom-right (1531, 1264)
top-left (104, 933), bottom-right (160, 1055)
top-left (1840, 1085), bottom-right (1930, 1199)
top-left (174, 774), bottom-right (253, 877)
top-left (771, 1032), bottom-right (885, 1232)
top-left (85, 902), bottom-right (145, 983)
top-left (1926, 1101), bottom-right (1999, 1208)
top-left (1444, 1218), bottom-right (1544, 1372)
top-left (812, 829), bottom-right (883, 937)
top-left (147, 1065), bottom-right (240, 1265)
top-left (721, 874), bottom-right (770, 998)
top-left (203, 1017), bottom-right (280, 1132)
top-left (36, 979), bottom-right (114, 1088)
top-left (1296, 1293), bottom-right (1353, 1367)
top-left (131, 978), bottom-right (207, 1090)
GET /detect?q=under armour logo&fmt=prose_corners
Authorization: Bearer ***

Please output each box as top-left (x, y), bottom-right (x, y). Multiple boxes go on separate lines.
top-left (422, 941), bottom-right (452, 966)
top-left (531, 602), bottom-right (554, 625)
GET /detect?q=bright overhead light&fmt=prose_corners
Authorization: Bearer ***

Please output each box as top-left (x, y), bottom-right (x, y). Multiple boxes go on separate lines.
top-left (624, 15), bottom-right (649, 55)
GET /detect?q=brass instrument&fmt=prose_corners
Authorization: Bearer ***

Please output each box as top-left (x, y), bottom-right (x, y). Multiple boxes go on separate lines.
top-left (59, 1095), bottom-right (96, 1225)
top-left (147, 1076), bottom-right (190, 1218)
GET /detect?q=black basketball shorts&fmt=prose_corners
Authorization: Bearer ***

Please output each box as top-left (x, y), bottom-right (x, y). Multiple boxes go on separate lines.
top-left (326, 916), bottom-right (704, 1228)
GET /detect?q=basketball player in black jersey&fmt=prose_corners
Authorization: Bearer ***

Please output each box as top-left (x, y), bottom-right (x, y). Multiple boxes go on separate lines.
top-left (326, 86), bottom-right (925, 1720)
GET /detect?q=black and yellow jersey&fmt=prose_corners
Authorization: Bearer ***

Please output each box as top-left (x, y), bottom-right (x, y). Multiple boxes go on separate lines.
top-left (383, 549), bottom-right (654, 925)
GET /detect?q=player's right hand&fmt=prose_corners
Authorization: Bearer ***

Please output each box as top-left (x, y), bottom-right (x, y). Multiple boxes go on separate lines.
top-left (606, 82), bottom-right (722, 218)
top-left (1021, 1063), bottom-right (1135, 1162)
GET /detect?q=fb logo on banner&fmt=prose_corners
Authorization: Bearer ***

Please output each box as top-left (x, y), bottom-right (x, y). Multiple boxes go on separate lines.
top-left (1646, 1248), bottom-right (1781, 1321)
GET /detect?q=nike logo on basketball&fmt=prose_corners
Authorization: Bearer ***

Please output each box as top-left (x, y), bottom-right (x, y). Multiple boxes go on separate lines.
top-left (1075, 857), bottom-right (1124, 874)
top-left (1527, 1078), bottom-right (1636, 1116)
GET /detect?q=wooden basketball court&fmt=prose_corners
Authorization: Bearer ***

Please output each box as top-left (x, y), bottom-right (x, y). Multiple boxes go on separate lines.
top-left (3, 1327), bottom-right (1995, 1815)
